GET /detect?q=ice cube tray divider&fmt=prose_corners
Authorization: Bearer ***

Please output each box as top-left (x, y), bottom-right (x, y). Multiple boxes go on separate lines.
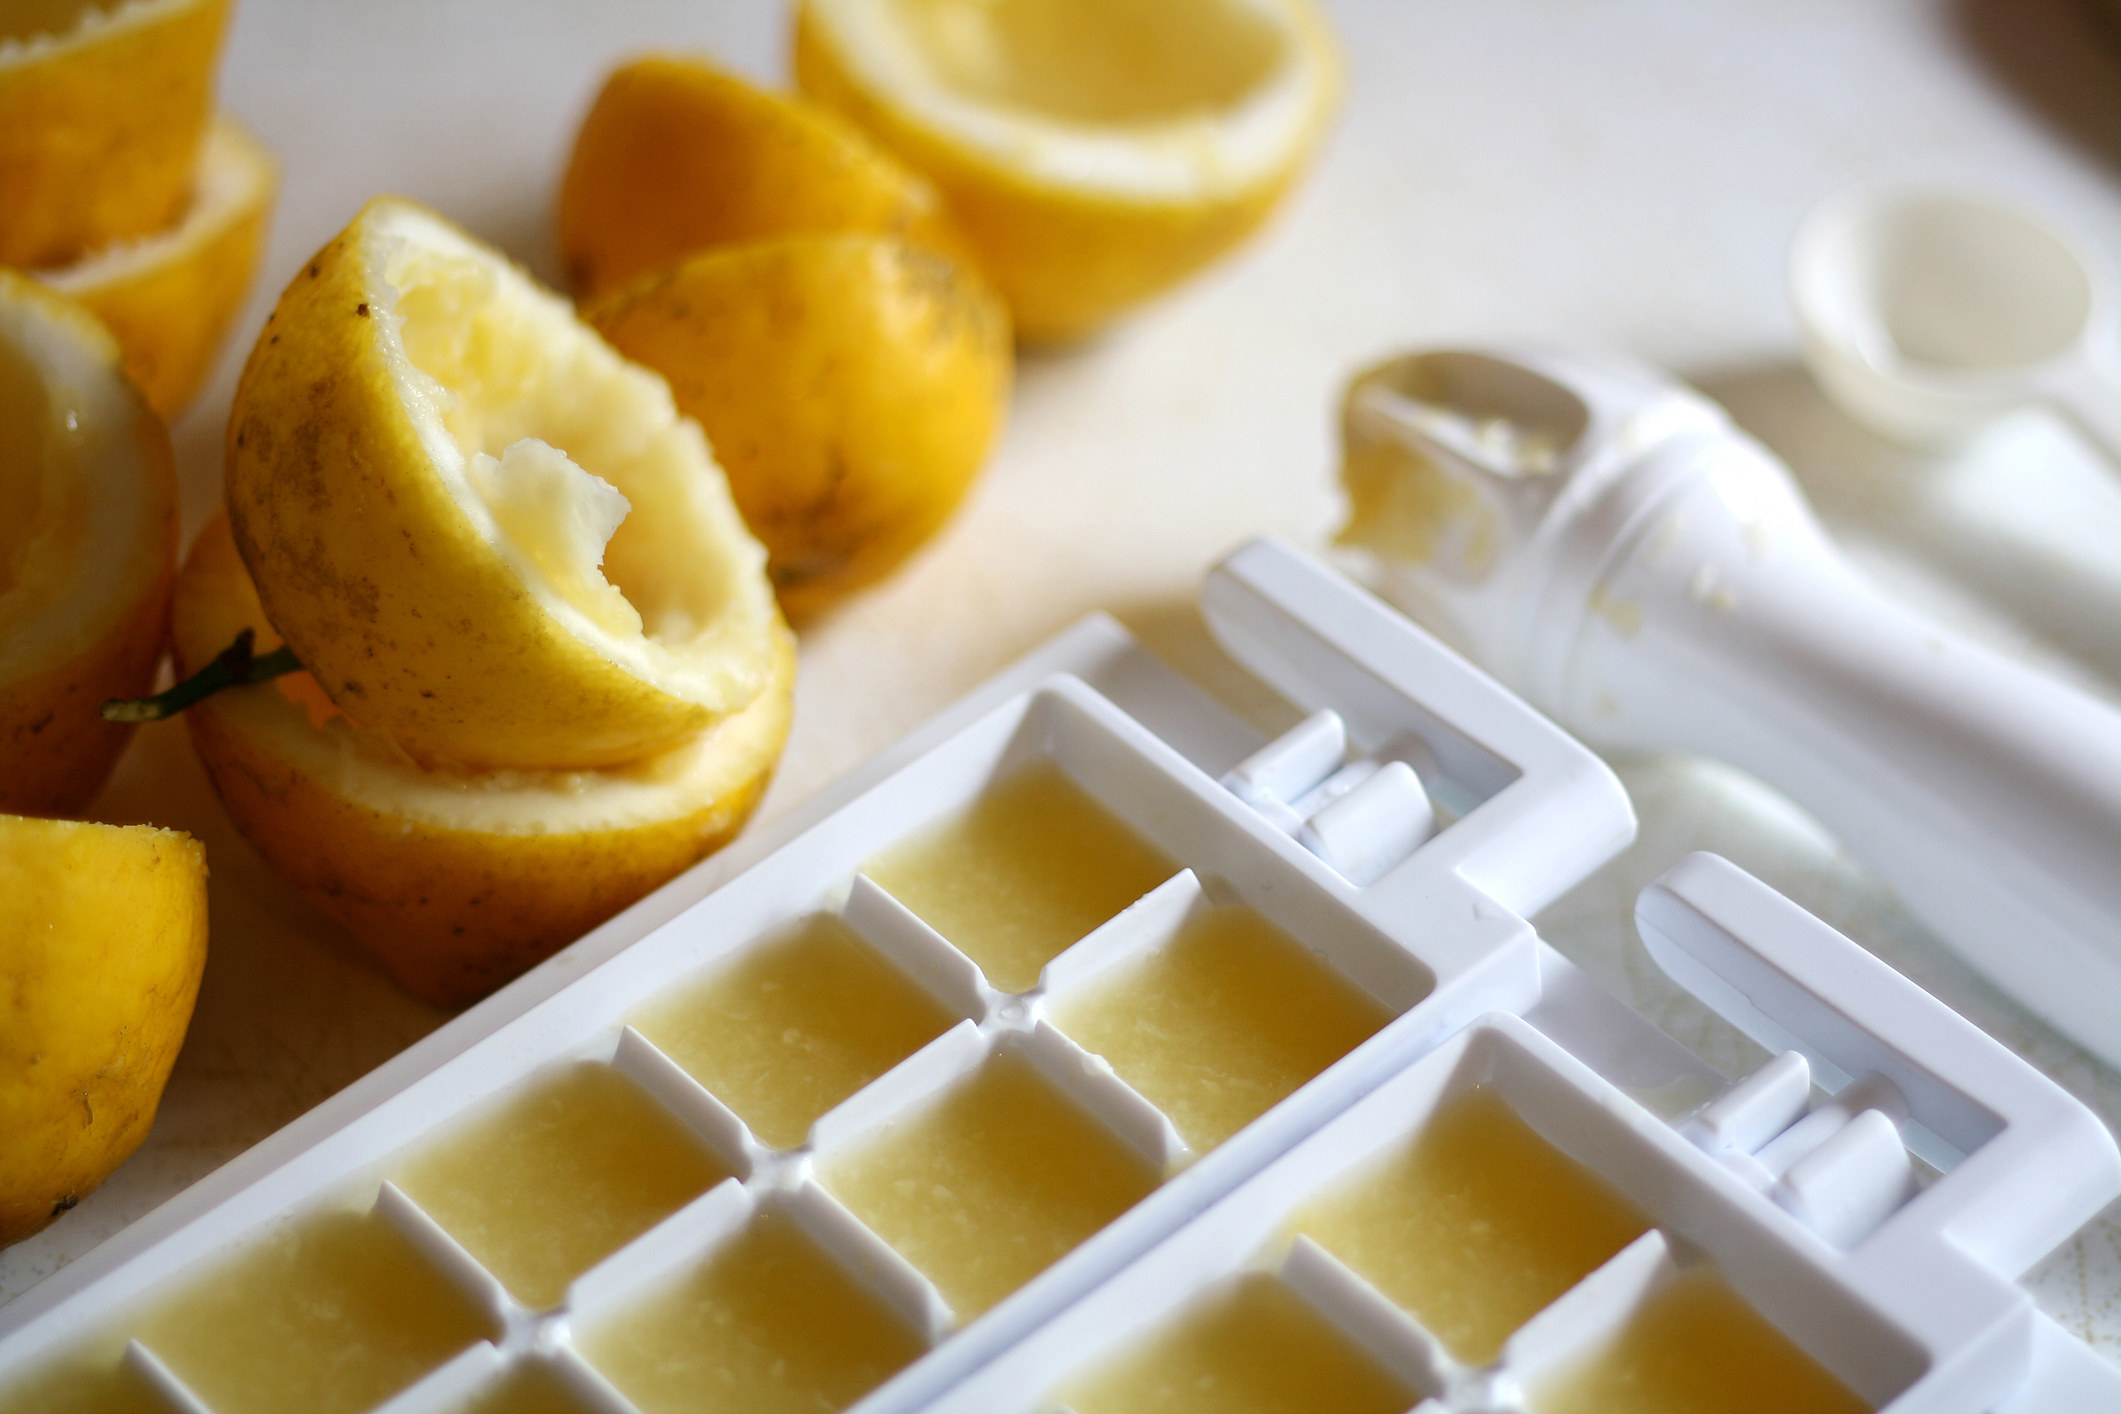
top-left (929, 851), bottom-right (2121, 1414)
top-left (0, 541), bottom-right (1648, 1414)
top-left (123, 1344), bottom-right (211, 1414)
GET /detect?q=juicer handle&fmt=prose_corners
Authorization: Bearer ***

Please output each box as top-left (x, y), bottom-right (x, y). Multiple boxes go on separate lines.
top-left (1637, 854), bottom-right (2121, 1278)
top-left (1567, 455), bottom-right (2121, 1078)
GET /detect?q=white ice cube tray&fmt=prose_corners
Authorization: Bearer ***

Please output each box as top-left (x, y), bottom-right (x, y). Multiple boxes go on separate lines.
top-left (0, 539), bottom-right (2113, 1414)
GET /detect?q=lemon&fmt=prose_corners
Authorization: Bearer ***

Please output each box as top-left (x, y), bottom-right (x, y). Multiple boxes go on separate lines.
top-left (174, 515), bottom-right (794, 1010)
top-left (1, 811), bottom-right (208, 1247)
top-left (0, 271), bottom-right (178, 818)
top-left (589, 234), bottom-right (1010, 621)
top-left (224, 196), bottom-right (782, 772)
top-left (36, 116), bottom-right (277, 418)
top-left (794, 0), bottom-right (1340, 344)
top-left (0, 0), bottom-right (232, 269)
top-left (558, 54), bottom-right (964, 301)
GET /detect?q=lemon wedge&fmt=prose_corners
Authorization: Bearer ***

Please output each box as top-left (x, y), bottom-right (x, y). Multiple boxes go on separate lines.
top-left (174, 515), bottom-right (795, 1009)
top-left (0, 271), bottom-right (178, 818)
top-left (794, 0), bottom-right (1340, 343)
top-left (0, 0), bottom-right (232, 268)
top-left (588, 234), bottom-right (1011, 621)
top-left (38, 116), bottom-right (277, 417)
top-left (1, 811), bottom-right (208, 1247)
top-left (225, 196), bottom-right (782, 772)
top-left (559, 54), bottom-right (964, 301)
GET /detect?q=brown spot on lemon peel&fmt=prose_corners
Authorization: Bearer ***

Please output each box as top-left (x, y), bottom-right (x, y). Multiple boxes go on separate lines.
top-left (102, 628), bottom-right (303, 723)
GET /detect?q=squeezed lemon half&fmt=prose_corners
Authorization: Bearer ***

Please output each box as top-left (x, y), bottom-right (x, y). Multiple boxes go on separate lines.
top-left (225, 197), bottom-right (782, 772)
top-left (0, 270), bottom-right (177, 817)
top-left (38, 116), bottom-right (278, 417)
top-left (559, 54), bottom-right (964, 301)
top-left (0, 0), bottom-right (232, 268)
top-left (588, 234), bottom-right (1011, 621)
top-left (175, 515), bottom-right (795, 1009)
top-left (794, 0), bottom-right (1341, 342)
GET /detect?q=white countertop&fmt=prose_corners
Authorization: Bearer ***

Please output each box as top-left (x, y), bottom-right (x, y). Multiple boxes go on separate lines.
top-left (9, 0), bottom-right (2121, 1369)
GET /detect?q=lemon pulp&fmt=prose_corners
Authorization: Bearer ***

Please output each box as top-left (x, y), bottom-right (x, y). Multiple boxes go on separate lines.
top-left (578, 1209), bottom-right (926, 1414)
top-left (864, 761), bottom-right (1174, 992)
top-left (383, 215), bottom-right (763, 677)
top-left (633, 912), bottom-right (957, 1150)
top-left (390, 1062), bottom-right (729, 1310)
top-left (821, 1050), bottom-right (1160, 1321)
top-left (1052, 902), bottom-right (1393, 1153)
top-left (133, 1208), bottom-right (491, 1414)
top-left (1290, 1086), bottom-right (1647, 1365)
top-left (1530, 1266), bottom-right (1871, 1414)
top-left (1060, 1272), bottom-right (1415, 1414)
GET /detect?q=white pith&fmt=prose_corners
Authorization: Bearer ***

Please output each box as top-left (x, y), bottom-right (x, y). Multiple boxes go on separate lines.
top-left (806, 0), bottom-right (1333, 201)
top-left (0, 0), bottom-right (196, 66)
top-left (361, 202), bottom-right (779, 718)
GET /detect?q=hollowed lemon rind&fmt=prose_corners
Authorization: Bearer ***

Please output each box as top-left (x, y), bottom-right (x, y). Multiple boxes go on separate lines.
top-left (0, 271), bottom-right (177, 817)
top-left (38, 115), bottom-right (277, 417)
top-left (176, 515), bottom-right (795, 1009)
top-left (794, 0), bottom-right (1340, 342)
top-left (226, 196), bottom-right (781, 772)
top-left (0, 0), bottom-right (232, 269)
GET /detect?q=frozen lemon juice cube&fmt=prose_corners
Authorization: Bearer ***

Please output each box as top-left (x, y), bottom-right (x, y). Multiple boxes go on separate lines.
top-left (0, 1345), bottom-right (175, 1414)
top-left (133, 1209), bottom-right (491, 1414)
top-left (1531, 1265), bottom-right (1870, 1414)
top-left (1052, 903), bottom-right (1393, 1153)
top-left (392, 1062), bottom-right (729, 1309)
top-left (1291, 1086), bottom-right (1646, 1365)
top-left (578, 1209), bottom-right (925, 1414)
top-left (635, 913), bottom-right (957, 1149)
top-left (821, 1051), bottom-right (1161, 1321)
top-left (865, 762), bottom-right (1173, 991)
top-left (1060, 1273), bottom-right (1417, 1414)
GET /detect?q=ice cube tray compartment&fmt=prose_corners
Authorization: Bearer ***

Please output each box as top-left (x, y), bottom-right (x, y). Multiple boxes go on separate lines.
top-left (0, 544), bottom-right (1657, 1414)
top-left (927, 854), bottom-right (2121, 1414)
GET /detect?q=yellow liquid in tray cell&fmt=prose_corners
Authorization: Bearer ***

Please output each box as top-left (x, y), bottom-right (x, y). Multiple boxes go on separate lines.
top-left (864, 761), bottom-right (1175, 992)
top-left (0, 1346), bottom-right (171, 1414)
top-left (1052, 903), bottom-right (1394, 1153)
top-left (578, 1208), bottom-right (925, 1414)
top-left (634, 912), bottom-right (958, 1150)
top-left (392, 1061), bottom-right (730, 1310)
top-left (821, 1050), bottom-right (1162, 1322)
top-left (1060, 1273), bottom-right (1418, 1414)
top-left (1291, 1085), bottom-right (1647, 1366)
top-left (131, 1208), bottom-right (493, 1414)
top-left (1530, 1266), bottom-right (1871, 1414)
top-left (453, 1364), bottom-right (600, 1414)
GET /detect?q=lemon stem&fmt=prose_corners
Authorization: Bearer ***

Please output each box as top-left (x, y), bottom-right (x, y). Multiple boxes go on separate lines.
top-left (102, 629), bottom-right (303, 723)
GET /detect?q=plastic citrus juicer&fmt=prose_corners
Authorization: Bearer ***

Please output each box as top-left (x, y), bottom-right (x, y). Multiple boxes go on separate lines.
top-left (1789, 187), bottom-right (2121, 456)
top-left (1337, 345), bottom-right (2121, 1069)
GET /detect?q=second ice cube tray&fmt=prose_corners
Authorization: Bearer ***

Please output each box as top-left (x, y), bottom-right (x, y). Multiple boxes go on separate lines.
top-left (929, 855), bottom-right (2121, 1414)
